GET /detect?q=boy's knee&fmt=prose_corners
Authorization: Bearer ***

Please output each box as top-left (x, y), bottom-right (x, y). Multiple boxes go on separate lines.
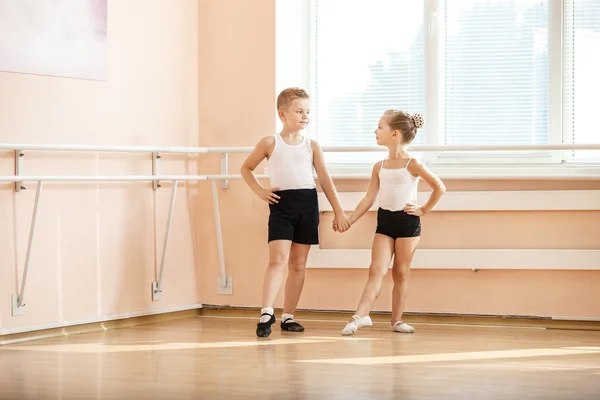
top-left (268, 254), bottom-right (288, 269)
top-left (288, 258), bottom-right (307, 273)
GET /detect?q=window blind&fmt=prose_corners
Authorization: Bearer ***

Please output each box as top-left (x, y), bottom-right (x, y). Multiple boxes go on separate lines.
top-left (564, 0), bottom-right (600, 160)
top-left (444, 0), bottom-right (549, 146)
top-left (313, 0), bottom-right (426, 162)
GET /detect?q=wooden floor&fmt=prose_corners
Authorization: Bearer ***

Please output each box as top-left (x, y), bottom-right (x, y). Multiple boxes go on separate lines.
top-left (1, 315), bottom-right (599, 399)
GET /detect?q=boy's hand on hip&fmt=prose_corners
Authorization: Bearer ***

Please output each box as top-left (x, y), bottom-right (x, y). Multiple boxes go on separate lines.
top-left (258, 188), bottom-right (281, 204)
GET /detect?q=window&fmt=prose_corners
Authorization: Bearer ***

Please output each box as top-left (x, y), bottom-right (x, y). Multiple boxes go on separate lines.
top-left (276, 0), bottom-right (600, 173)
top-left (311, 0), bottom-right (425, 167)
top-left (442, 0), bottom-right (552, 164)
top-left (564, 0), bottom-right (600, 161)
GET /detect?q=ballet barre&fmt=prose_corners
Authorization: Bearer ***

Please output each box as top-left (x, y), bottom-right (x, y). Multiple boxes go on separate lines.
top-left (3, 142), bottom-right (599, 153)
top-left (3, 142), bottom-right (600, 189)
top-left (2, 142), bottom-right (600, 316)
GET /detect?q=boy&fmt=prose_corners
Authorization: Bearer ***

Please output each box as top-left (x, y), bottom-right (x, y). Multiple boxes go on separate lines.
top-left (240, 87), bottom-right (351, 337)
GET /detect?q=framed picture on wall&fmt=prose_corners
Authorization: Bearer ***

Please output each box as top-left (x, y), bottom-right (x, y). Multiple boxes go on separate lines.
top-left (0, 0), bottom-right (107, 81)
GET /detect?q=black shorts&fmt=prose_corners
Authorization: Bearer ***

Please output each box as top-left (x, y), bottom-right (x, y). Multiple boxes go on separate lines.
top-left (376, 207), bottom-right (421, 239)
top-left (268, 188), bottom-right (319, 245)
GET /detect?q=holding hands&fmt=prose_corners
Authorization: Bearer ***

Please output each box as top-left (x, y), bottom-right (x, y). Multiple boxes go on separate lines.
top-left (332, 213), bottom-right (352, 233)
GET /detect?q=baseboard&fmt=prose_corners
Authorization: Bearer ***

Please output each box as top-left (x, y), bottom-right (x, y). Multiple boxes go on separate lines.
top-left (0, 303), bottom-right (204, 346)
top-left (318, 190), bottom-right (600, 212)
top-left (199, 305), bottom-right (600, 331)
top-left (306, 248), bottom-right (600, 270)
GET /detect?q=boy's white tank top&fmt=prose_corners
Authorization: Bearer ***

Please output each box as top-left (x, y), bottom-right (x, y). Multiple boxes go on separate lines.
top-left (377, 158), bottom-right (420, 212)
top-left (267, 133), bottom-right (316, 190)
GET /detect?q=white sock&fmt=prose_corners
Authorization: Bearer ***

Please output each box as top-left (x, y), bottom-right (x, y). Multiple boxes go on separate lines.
top-left (282, 313), bottom-right (295, 323)
top-left (260, 307), bottom-right (274, 323)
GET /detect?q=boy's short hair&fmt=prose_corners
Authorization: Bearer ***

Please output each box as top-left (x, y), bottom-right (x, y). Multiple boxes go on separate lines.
top-left (277, 87), bottom-right (310, 111)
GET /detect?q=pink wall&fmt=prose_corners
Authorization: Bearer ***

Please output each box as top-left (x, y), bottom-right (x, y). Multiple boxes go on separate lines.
top-left (196, 0), bottom-right (600, 319)
top-left (0, 0), bottom-right (200, 333)
top-left (1, 0), bottom-right (598, 336)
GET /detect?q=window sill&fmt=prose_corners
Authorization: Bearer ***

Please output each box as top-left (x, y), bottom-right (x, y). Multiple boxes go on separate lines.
top-left (263, 161), bottom-right (600, 180)
top-left (322, 162), bottom-right (600, 180)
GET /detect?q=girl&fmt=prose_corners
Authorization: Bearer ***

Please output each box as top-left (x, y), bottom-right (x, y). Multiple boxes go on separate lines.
top-left (337, 110), bottom-right (445, 335)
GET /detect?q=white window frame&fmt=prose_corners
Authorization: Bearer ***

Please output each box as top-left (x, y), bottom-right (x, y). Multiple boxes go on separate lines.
top-left (561, 0), bottom-right (600, 165)
top-left (275, 0), bottom-right (600, 177)
top-left (427, 0), bottom-right (563, 166)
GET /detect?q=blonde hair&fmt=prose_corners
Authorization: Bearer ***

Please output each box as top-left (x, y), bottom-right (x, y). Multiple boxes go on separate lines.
top-left (277, 87), bottom-right (310, 111)
top-left (383, 110), bottom-right (425, 144)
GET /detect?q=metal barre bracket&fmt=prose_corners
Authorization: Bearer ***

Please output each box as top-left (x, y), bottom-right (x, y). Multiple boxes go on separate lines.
top-left (11, 181), bottom-right (44, 316)
top-left (220, 153), bottom-right (228, 189)
top-left (152, 281), bottom-right (162, 301)
top-left (15, 150), bottom-right (25, 191)
top-left (12, 294), bottom-right (24, 316)
top-left (152, 152), bottom-right (161, 190)
top-left (151, 180), bottom-right (179, 301)
top-left (212, 180), bottom-right (233, 294)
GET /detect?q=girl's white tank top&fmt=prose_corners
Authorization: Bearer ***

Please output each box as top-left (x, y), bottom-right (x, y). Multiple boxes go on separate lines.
top-left (377, 158), bottom-right (420, 211)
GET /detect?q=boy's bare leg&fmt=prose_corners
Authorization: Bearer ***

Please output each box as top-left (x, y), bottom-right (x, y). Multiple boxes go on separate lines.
top-left (262, 239), bottom-right (292, 306)
top-left (281, 243), bottom-right (311, 332)
top-left (257, 240), bottom-right (292, 337)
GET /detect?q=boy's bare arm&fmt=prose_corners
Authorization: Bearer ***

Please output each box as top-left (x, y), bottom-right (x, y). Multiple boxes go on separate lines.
top-left (240, 137), bottom-right (280, 204)
top-left (311, 140), bottom-right (351, 231)
top-left (311, 140), bottom-right (343, 214)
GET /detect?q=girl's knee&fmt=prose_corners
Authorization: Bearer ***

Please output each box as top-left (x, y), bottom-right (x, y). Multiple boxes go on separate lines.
top-left (392, 265), bottom-right (410, 282)
top-left (368, 262), bottom-right (388, 278)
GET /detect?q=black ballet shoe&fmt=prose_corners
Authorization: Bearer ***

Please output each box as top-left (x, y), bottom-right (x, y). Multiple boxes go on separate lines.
top-left (256, 313), bottom-right (275, 337)
top-left (281, 318), bottom-right (305, 332)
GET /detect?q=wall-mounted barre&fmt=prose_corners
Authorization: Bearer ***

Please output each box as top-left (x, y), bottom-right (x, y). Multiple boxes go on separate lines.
top-left (3, 142), bottom-right (600, 153)
top-left (1, 142), bottom-right (600, 317)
